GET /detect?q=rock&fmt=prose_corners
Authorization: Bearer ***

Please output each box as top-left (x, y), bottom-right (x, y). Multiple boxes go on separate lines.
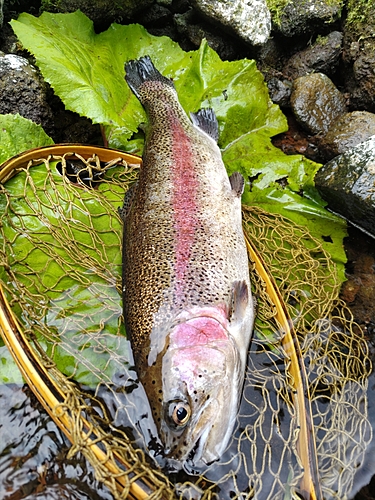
top-left (256, 37), bottom-right (284, 71)
top-left (41, 0), bottom-right (154, 28)
top-left (290, 73), bottom-right (347, 135)
top-left (0, 53), bottom-right (54, 135)
top-left (271, 0), bottom-right (342, 38)
top-left (174, 9), bottom-right (244, 60)
top-left (320, 111), bottom-right (375, 160)
top-left (191, 0), bottom-right (271, 46)
top-left (315, 136), bottom-right (375, 237)
top-left (138, 3), bottom-right (172, 28)
top-left (267, 77), bottom-right (292, 107)
top-left (284, 31), bottom-right (343, 79)
top-left (342, 1), bottom-right (375, 112)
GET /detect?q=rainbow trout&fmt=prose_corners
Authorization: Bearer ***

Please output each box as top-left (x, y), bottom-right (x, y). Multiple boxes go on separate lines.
top-left (122, 56), bottom-right (255, 473)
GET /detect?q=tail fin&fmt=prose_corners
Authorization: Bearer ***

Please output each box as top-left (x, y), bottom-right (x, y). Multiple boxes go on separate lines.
top-left (124, 56), bottom-right (174, 99)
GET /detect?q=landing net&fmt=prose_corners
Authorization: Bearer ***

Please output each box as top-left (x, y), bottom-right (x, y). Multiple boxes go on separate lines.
top-left (0, 151), bottom-right (371, 499)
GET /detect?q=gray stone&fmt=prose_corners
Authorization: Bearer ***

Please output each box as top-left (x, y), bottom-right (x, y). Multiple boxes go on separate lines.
top-left (191, 0), bottom-right (271, 46)
top-left (320, 111), bottom-right (375, 160)
top-left (274, 0), bottom-right (342, 38)
top-left (0, 53), bottom-right (54, 135)
top-left (290, 73), bottom-right (347, 135)
top-left (284, 31), bottom-right (343, 80)
top-left (315, 136), bottom-right (375, 237)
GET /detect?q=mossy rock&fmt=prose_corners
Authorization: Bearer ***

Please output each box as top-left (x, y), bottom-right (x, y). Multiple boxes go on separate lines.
top-left (267, 0), bottom-right (343, 36)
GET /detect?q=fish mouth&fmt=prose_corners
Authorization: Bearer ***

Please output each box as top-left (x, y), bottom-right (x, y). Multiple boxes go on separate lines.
top-left (164, 402), bottom-right (214, 474)
top-left (165, 436), bottom-right (207, 475)
top-left (187, 436), bottom-right (201, 463)
top-left (183, 424), bottom-right (215, 473)
top-left (183, 430), bottom-right (214, 474)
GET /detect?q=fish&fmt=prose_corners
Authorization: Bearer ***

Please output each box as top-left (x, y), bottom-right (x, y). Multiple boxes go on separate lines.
top-left (122, 55), bottom-right (255, 473)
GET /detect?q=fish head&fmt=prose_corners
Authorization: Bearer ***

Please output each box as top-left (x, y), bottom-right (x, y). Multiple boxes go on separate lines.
top-left (160, 316), bottom-right (243, 473)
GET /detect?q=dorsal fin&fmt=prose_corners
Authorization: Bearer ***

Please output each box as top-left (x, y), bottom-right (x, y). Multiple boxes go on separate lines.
top-left (229, 172), bottom-right (245, 197)
top-left (190, 108), bottom-right (219, 142)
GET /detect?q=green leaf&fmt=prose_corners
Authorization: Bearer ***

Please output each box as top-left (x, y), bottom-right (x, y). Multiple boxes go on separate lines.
top-left (0, 114), bottom-right (54, 164)
top-left (10, 12), bottom-right (285, 152)
top-left (222, 133), bottom-right (347, 280)
top-left (10, 11), bottom-right (346, 278)
top-left (0, 161), bottom-right (129, 386)
top-left (11, 13), bottom-right (191, 149)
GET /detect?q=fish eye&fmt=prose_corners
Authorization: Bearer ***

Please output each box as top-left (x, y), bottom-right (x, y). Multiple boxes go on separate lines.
top-left (168, 401), bottom-right (191, 427)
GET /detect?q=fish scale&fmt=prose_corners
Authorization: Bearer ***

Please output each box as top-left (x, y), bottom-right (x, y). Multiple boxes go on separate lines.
top-left (122, 56), bottom-right (255, 473)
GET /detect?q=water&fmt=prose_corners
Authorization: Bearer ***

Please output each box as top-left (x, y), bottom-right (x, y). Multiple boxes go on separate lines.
top-left (1, 333), bottom-right (373, 499)
top-left (0, 384), bottom-right (114, 500)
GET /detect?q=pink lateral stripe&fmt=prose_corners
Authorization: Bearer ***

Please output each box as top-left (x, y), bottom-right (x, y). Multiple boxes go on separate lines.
top-left (170, 113), bottom-right (198, 303)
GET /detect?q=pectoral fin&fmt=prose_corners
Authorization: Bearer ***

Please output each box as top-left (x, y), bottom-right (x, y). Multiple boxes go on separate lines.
top-left (229, 280), bottom-right (249, 324)
top-left (190, 108), bottom-right (219, 142)
top-left (229, 172), bottom-right (244, 197)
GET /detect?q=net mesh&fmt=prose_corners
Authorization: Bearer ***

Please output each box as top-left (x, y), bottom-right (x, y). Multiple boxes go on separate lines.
top-left (0, 153), bottom-right (372, 500)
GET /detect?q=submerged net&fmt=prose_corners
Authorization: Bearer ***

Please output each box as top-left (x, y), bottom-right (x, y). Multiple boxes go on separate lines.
top-left (0, 152), bottom-right (372, 500)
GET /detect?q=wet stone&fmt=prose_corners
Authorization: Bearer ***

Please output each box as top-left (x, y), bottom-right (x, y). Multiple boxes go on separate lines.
top-left (342, 1), bottom-right (375, 112)
top-left (315, 136), bottom-right (375, 237)
top-left (191, 0), bottom-right (271, 46)
top-left (274, 0), bottom-right (342, 37)
top-left (320, 111), bottom-right (375, 161)
top-left (284, 31), bottom-right (343, 80)
top-left (0, 53), bottom-right (54, 135)
top-left (290, 73), bottom-right (347, 135)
